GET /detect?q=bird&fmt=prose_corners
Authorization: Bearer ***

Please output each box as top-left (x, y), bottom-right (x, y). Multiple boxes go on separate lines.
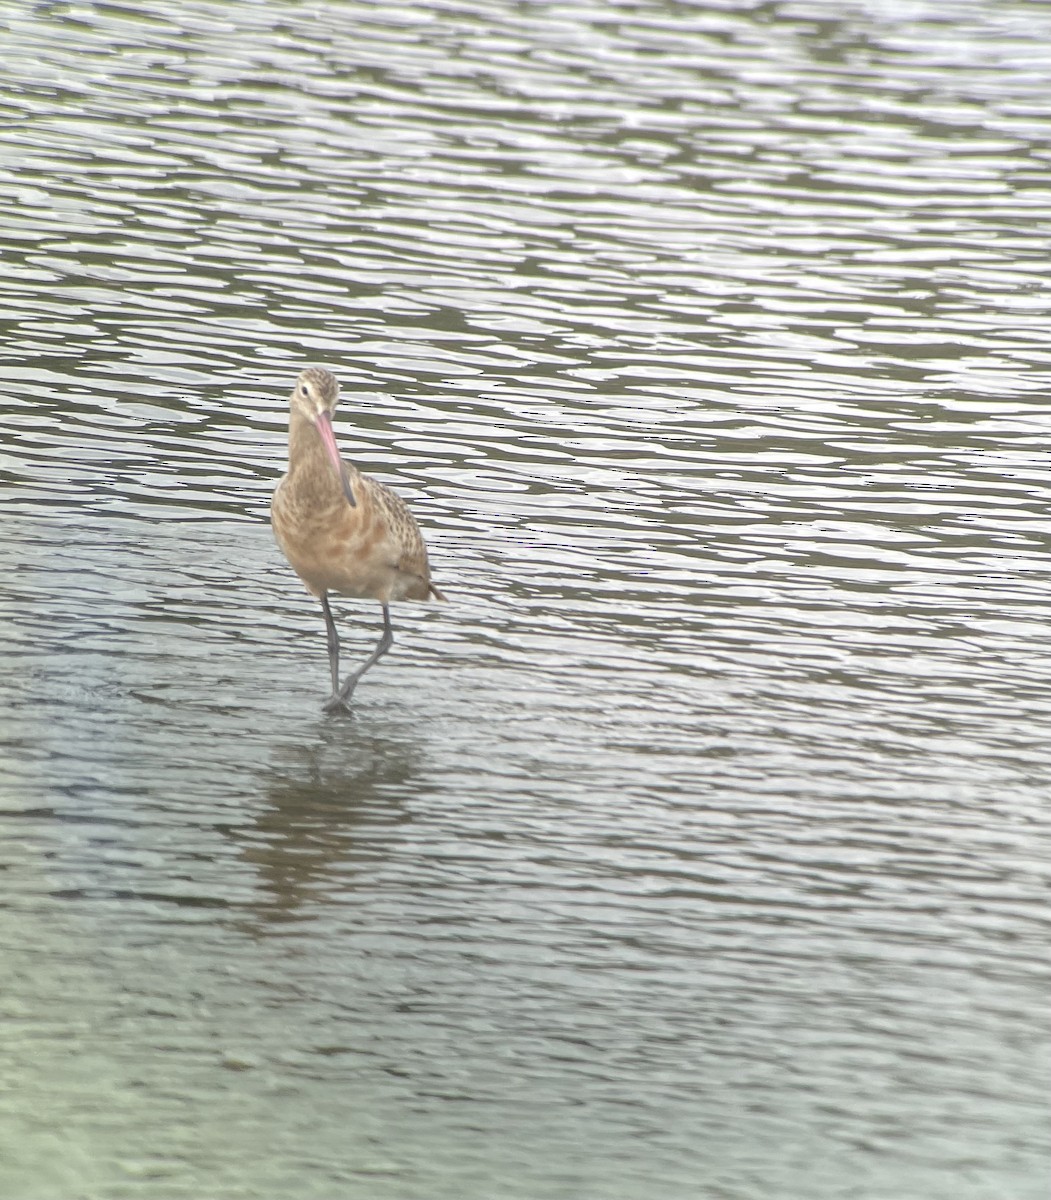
top-left (271, 366), bottom-right (445, 714)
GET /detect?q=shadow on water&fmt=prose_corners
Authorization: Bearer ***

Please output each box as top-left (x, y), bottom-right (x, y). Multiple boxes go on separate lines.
top-left (232, 722), bottom-right (426, 930)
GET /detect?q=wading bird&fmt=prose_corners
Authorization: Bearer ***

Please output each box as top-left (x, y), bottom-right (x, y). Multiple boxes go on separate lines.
top-left (271, 366), bottom-right (445, 714)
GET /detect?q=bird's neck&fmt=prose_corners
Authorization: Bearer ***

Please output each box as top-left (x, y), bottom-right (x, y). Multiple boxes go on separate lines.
top-left (287, 408), bottom-right (344, 497)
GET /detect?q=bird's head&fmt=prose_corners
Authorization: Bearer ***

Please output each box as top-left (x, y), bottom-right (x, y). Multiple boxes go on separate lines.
top-left (293, 365), bottom-right (340, 417)
top-left (291, 366), bottom-right (356, 507)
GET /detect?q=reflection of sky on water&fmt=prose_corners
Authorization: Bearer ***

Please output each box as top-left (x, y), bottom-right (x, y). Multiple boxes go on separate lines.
top-left (1, 0), bottom-right (1050, 1196)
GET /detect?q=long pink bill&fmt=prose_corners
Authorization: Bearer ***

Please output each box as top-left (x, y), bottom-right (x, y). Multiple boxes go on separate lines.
top-left (314, 410), bottom-right (357, 507)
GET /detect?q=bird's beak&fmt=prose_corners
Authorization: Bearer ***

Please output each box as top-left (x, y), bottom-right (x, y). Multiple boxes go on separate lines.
top-left (314, 410), bottom-right (356, 507)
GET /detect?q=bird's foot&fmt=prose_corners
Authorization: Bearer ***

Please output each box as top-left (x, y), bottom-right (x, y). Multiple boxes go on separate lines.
top-left (322, 691), bottom-right (355, 716)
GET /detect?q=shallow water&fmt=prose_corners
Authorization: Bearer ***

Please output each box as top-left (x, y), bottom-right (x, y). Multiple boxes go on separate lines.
top-left (1, 1), bottom-right (1049, 1197)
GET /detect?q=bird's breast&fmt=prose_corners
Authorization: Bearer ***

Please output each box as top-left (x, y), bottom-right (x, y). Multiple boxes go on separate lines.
top-left (272, 475), bottom-right (402, 600)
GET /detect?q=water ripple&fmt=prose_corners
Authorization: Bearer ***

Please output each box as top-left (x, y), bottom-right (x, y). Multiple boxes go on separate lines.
top-left (2, 1), bottom-right (1050, 1197)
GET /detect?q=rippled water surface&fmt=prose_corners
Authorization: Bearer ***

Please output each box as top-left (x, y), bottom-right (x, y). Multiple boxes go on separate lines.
top-left (2, 1), bottom-right (1050, 1197)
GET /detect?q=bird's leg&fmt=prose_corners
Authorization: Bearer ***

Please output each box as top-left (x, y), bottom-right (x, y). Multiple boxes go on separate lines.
top-left (320, 592), bottom-right (352, 714)
top-left (323, 603), bottom-right (394, 712)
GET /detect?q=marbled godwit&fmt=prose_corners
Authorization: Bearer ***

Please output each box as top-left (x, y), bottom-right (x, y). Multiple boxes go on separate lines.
top-left (271, 366), bottom-right (445, 714)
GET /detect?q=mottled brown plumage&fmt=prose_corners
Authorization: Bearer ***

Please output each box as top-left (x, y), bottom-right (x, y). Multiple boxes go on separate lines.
top-left (271, 366), bottom-right (445, 713)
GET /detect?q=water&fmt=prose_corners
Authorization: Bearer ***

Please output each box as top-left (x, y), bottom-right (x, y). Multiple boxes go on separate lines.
top-left (1, 1), bottom-right (1049, 1196)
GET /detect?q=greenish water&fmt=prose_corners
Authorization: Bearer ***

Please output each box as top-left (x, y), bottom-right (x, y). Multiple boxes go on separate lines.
top-left (1, 1), bottom-right (1049, 1197)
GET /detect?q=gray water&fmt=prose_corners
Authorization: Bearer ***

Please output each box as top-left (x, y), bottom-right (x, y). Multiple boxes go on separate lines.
top-left (1, 1), bottom-right (1049, 1197)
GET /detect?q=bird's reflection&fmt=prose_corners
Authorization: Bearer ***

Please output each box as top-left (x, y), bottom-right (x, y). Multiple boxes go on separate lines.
top-left (228, 720), bottom-right (425, 933)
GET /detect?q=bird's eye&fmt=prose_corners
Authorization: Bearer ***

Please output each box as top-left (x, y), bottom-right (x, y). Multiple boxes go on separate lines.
top-left (300, 384), bottom-right (309, 396)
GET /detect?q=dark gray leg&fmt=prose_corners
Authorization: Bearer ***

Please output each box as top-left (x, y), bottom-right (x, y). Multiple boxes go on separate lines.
top-left (322, 603), bottom-right (394, 714)
top-left (320, 592), bottom-right (350, 712)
